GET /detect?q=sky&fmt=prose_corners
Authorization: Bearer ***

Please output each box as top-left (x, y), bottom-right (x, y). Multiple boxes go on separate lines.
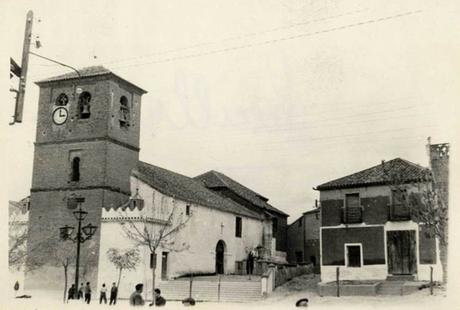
top-left (2, 0), bottom-right (459, 223)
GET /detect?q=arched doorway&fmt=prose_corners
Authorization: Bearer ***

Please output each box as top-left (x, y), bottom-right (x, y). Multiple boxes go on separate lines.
top-left (215, 240), bottom-right (226, 274)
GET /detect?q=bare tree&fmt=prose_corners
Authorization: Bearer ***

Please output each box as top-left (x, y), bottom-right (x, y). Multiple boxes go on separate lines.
top-left (51, 240), bottom-right (76, 303)
top-left (119, 201), bottom-right (192, 306)
top-left (106, 248), bottom-right (140, 289)
top-left (8, 202), bottom-right (29, 270)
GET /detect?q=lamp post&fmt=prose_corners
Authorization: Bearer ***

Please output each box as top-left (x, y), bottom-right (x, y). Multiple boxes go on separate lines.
top-left (59, 196), bottom-right (97, 299)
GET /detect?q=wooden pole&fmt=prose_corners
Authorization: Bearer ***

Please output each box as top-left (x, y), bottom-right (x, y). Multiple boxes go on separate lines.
top-left (189, 275), bottom-right (193, 298)
top-left (12, 10), bottom-right (33, 124)
top-left (336, 267), bottom-right (340, 297)
top-left (430, 266), bottom-right (433, 295)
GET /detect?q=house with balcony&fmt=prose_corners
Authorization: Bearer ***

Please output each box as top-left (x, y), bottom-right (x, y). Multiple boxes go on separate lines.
top-left (316, 158), bottom-right (442, 283)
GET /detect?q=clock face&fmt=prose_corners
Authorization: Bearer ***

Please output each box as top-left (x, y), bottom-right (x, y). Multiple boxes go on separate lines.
top-left (52, 107), bottom-right (68, 125)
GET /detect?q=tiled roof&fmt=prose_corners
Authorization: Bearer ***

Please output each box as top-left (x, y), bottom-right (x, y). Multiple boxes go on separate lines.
top-left (316, 158), bottom-right (429, 190)
top-left (194, 171), bottom-right (289, 216)
top-left (133, 161), bottom-right (264, 220)
top-left (35, 65), bottom-right (147, 94)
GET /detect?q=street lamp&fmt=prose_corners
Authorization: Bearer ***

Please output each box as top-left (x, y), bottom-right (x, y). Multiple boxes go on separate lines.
top-left (59, 195), bottom-right (97, 299)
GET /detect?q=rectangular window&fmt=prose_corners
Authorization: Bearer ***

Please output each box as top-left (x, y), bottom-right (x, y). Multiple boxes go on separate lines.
top-left (343, 193), bottom-right (362, 223)
top-left (298, 218), bottom-right (302, 227)
top-left (390, 189), bottom-right (410, 221)
top-left (272, 217), bottom-right (278, 234)
top-left (186, 205), bottom-right (190, 216)
top-left (235, 216), bottom-right (242, 238)
top-left (345, 244), bottom-right (362, 267)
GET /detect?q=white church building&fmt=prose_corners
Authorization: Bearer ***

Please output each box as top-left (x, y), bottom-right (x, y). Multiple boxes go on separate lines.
top-left (97, 161), bottom-right (285, 298)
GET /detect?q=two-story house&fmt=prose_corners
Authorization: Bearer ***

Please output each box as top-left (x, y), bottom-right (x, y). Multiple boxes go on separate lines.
top-left (316, 158), bottom-right (442, 283)
top-left (287, 208), bottom-right (320, 272)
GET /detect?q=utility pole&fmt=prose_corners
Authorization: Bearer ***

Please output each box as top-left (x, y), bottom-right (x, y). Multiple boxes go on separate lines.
top-left (11, 10), bottom-right (33, 125)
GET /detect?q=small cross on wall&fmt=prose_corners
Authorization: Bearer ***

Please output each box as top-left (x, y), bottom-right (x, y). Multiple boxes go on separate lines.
top-left (220, 222), bottom-right (224, 234)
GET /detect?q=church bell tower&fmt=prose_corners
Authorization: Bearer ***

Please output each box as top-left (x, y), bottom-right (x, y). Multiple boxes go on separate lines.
top-left (26, 66), bottom-right (147, 289)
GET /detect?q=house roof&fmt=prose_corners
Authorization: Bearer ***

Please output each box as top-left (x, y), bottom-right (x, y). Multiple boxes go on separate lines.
top-left (132, 161), bottom-right (264, 220)
top-left (316, 158), bottom-right (429, 191)
top-left (35, 65), bottom-right (147, 94)
top-left (194, 170), bottom-right (289, 217)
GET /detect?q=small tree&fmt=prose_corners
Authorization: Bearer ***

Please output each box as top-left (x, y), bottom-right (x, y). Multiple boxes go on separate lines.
top-left (52, 240), bottom-right (76, 303)
top-left (106, 248), bottom-right (140, 289)
top-left (120, 201), bottom-right (192, 306)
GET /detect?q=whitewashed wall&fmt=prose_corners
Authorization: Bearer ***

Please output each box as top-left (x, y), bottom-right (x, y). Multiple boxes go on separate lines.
top-left (97, 176), bottom-right (265, 299)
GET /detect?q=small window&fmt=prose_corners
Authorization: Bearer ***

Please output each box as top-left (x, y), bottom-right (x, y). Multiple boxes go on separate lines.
top-left (55, 93), bottom-right (69, 106)
top-left (235, 216), bottom-right (242, 238)
top-left (298, 218), bottom-right (302, 227)
top-left (78, 92), bottom-right (91, 119)
top-left (186, 205), bottom-right (191, 216)
top-left (345, 244), bottom-right (362, 267)
top-left (272, 217), bottom-right (278, 234)
top-left (71, 157), bottom-right (80, 182)
top-left (119, 96), bottom-right (130, 127)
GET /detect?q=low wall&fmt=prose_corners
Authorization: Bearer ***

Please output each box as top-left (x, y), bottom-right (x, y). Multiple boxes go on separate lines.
top-left (275, 264), bottom-right (313, 287)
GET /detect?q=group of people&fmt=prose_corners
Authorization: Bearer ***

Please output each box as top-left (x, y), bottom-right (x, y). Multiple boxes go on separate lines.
top-left (67, 282), bottom-right (118, 305)
top-left (67, 281), bottom-right (166, 307)
top-left (129, 284), bottom-right (166, 307)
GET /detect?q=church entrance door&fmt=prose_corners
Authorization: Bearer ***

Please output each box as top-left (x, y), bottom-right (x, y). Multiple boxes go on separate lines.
top-left (215, 240), bottom-right (226, 274)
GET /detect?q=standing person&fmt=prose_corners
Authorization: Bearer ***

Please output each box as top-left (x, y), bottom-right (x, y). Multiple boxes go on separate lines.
top-left (247, 250), bottom-right (254, 275)
top-left (99, 283), bottom-right (107, 304)
top-left (78, 283), bottom-right (84, 300)
top-left (129, 283), bottom-right (145, 306)
top-left (109, 282), bottom-right (118, 305)
top-left (84, 282), bottom-right (92, 304)
top-left (67, 284), bottom-right (76, 302)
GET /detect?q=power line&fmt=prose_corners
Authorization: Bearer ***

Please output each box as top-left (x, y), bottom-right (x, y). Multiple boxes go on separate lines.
top-left (100, 7), bottom-right (368, 66)
top-left (110, 9), bottom-right (422, 70)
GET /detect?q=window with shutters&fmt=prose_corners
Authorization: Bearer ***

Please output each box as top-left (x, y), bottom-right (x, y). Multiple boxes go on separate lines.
top-left (343, 193), bottom-right (363, 224)
top-left (345, 244), bottom-right (362, 267)
top-left (390, 189), bottom-right (411, 221)
top-left (235, 216), bottom-right (242, 238)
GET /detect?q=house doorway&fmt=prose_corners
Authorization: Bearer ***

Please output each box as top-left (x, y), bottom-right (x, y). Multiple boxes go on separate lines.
top-left (387, 230), bottom-right (417, 275)
top-left (215, 240), bottom-right (226, 274)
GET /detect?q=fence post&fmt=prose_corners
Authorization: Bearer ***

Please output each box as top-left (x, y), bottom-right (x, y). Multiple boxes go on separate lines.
top-left (336, 267), bottom-right (340, 297)
top-left (189, 275), bottom-right (193, 298)
top-left (217, 274), bottom-right (221, 302)
top-left (430, 266), bottom-right (433, 296)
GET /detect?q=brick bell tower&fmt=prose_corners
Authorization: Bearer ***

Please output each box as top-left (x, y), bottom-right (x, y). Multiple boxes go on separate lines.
top-left (26, 66), bottom-right (146, 290)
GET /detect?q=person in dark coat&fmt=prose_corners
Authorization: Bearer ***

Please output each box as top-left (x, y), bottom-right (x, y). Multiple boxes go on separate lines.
top-left (150, 288), bottom-right (166, 307)
top-left (84, 282), bottom-right (92, 304)
top-left (67, 284), bottom-right (76, 302)
top-left (247, 250), bottom-right (255, 275)
top-left (129, 283), bottom-right (145, 306)
top-left (109, 282), bottom-right (118, 305)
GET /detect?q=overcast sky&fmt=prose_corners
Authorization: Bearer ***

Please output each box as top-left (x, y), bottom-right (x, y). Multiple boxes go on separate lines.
top-left (3, 0), bottom-right (459, 223)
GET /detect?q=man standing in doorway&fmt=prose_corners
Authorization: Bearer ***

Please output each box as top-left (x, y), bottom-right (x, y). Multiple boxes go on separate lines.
top-left (109, 282), bottom-right (118, 305)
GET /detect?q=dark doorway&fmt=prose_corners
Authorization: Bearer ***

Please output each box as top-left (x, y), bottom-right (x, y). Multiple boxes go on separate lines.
top-left (161, 252), bottom-right (168, 280)
top-left (387, 230), bottom-right (417, 275)
top-left (215, 240), bottom-right (225, 274)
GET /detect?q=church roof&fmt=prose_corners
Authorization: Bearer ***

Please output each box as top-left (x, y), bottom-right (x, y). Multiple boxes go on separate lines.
top-left (35, 65), bottom-right (147, 94)
top-left (316, 158), bottom-right (429, 191)
top-left (194, 170), bottom-right (289, 217)
top-left (133, 161), bottom-right (264, 220)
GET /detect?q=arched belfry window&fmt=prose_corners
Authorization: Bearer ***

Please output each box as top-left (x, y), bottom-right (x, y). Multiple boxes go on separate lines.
top-left (78, 92), bottom-right (91, 119)
top-left (119, 96), bottom-right (130, 127)
top-left (71, 157), bottom-right (80, 182)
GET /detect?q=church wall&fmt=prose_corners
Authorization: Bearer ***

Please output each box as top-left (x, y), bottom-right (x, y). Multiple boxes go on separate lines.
top-left (97, 176), bottom-right (265, 299)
